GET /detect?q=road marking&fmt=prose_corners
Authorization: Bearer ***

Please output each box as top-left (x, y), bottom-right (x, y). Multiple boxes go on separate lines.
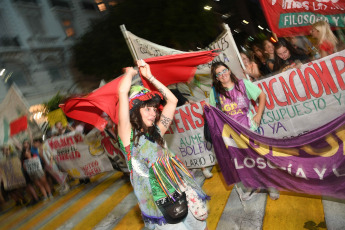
top-left (263, 192), bottom-right (325, 230)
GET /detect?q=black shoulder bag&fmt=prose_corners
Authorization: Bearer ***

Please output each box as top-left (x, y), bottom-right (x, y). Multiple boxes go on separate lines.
top-left (155, 191), bottom-right (188, 224)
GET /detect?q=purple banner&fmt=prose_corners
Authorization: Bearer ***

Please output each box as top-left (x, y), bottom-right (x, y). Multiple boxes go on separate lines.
top-left (204, 105), bottom-right (345, 199)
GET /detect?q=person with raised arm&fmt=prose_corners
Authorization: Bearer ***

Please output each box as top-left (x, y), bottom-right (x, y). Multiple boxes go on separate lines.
top-left (117, 60), bottom-right (209, 230)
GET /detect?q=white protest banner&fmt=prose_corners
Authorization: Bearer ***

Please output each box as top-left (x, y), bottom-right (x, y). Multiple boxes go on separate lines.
top-left (165, 100), bottom-right (216, 168)
top-left (122, 24), bottom-right (246, 100)
top-left (0, 157), bottom-right (26, 190)
top-left (0, 84), bottom-right (42, 146)
top-left (45, 129), bottom-right (114, 178)
top-left (253, 50), bottom-right (345, 138)
top-left (24, 157), bottom-right (43, 175)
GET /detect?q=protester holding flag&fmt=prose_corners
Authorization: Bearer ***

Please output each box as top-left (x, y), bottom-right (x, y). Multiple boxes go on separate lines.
top-left (208, 61), bottom-right (279, 200)
top-left (311, 21), bottom-right (338, 58)
top-left (118, 60), bottom-right (209, 230)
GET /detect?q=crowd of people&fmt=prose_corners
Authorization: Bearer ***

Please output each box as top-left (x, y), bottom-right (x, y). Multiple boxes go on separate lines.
top-left (240, 21), bottom-right (341, 82)
top-left (0, 121), bottom-right (77, 210)
top-left (0, 21), bottom-right (343, 229)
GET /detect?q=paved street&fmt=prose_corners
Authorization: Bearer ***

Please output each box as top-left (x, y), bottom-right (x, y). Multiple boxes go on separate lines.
top-left (1, 167), bottom-right (345, 230)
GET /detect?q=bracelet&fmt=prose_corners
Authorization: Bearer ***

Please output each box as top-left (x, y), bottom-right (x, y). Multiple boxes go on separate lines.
top-left (148, 75), bottom-right (155, 82)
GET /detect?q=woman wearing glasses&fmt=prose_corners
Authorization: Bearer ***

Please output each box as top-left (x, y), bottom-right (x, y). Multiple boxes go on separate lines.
top-left (208, 61), bottom-right (266, 131)
top-left (207, 62), bottom-right (280, 201)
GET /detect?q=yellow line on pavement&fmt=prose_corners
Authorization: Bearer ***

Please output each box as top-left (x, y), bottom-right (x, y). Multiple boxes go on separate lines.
top-left (203, 166), bottom-right (233, 230)
top-left (72, 182), bottom-right (133, 230)
top-left (39, 172), bottom-right (122, 230)
top-left (0, 206), bottom-right (23, 223)
top-left (113, 204), bottom-right (144, 230)
top-left (17, 185), bottom-right (86, 230)
top-left (15, 173), bottom-right (106, 230)
top-left (1, 199), bottom-right (47, 230)
top-left (263, 192), bottom-right (325, 230)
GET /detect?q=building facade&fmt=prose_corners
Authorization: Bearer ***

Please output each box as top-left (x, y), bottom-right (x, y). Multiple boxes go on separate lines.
top-left (0, 0), bottom-right (116, 108)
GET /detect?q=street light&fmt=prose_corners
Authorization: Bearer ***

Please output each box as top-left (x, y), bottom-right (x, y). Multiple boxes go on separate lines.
top-left (203, 6), bottom-right (231, 19)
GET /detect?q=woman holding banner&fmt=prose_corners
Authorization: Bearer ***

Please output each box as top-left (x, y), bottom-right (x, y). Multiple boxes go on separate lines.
top-left (118, 60), bottom-right (209, 230)
top-left (208, 61), bottom-right (279, 200)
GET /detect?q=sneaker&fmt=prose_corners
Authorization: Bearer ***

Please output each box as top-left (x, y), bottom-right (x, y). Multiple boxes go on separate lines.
top-left (49, 194), bottom-right (54, 200)
top-left (241, 189), bottom-right (259, 201)
top-left (202, 169), bottom-right (213, 179)
top-left (268, 187), bottom-right (280, 200)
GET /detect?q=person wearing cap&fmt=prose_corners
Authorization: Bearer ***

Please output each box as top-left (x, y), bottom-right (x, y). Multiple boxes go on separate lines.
top-left (118, 60), bottom-right (209, 230)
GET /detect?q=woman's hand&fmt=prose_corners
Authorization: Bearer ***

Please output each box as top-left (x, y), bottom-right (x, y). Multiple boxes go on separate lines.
top-left (137, 59), bottom-right (152, 80)
top-left (253, 113), bottom-right (262, 127)
top-left (119, 67), bottom-right (137, 94)
top-left (124, 67), bottom-right (138, 77)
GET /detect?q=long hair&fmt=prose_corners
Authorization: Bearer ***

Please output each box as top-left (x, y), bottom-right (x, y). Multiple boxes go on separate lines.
top-left (312, 21), bottom-right (338, 51)
top-left (273, 39), bottom-right (307, 72)
top-left (210, 61), bottom-right (242, 101)
top-left (130, 100), bottom-right (164, 147)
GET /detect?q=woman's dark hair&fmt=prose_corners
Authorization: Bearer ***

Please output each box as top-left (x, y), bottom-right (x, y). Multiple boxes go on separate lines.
top-left (273, 39), bottom-right (308, 72)
top-left (130, 99), bottom-right (164, 147)
top-left (211, 61), bottom-right (242, 101)
top-left (251, 43), bottom-right (266, 64)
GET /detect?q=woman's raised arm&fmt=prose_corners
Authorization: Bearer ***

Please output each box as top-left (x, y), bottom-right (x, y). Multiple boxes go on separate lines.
top-left (118, 67), bottom-right (138, 147)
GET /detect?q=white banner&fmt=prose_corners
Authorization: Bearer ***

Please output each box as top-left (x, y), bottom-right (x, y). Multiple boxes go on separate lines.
top-left (124, 24), bottom-right (246, 100)
top-left (165, 100), bottom-right (216, 168)
top-left (0, 157), bottom-right (26, 190)
top-left (45, 129), bottom-right (114, 178)
top-left (0, 84), bottom-right (42, 145)
top-left (254, 50), bottom-right (345, 138)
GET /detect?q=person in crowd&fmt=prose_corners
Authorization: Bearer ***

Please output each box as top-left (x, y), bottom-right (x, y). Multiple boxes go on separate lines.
top-left (273, 39), bottom-right (310, 73)
top-left (240, 52), bottom-right (261, 81)
top-left (171, 87), bottom-right (213, 179)
top-left (33, 138), bottom-right (70, 195)
top-left (208, 61), bottom-right (279, 200)
top-left (52, 121), bottom-right (71, 137)
top-left (1, 145), bottom-right (29, 207)
top-left (286, 36), bottom-right (314, 58)
top-left (311, 21), bottom-right (338, 58)
top-left (21, 143), bottom-right (53, 201)
top-left (263, 40), bottom-right (276, 72)
top-left (17, 140), bottom-right (41, 206)
top-left (251, 43), bottom-right (271, 76)
top-left (118, 60), bottom-right (209, 229)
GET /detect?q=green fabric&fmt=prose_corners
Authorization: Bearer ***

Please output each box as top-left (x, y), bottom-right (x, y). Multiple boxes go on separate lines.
top-left (118, 130), bottom-right (133, 171)
top-left (242, 79), bottom-right (262, 101)
top-left (149, 166), bottom-right (176, 201)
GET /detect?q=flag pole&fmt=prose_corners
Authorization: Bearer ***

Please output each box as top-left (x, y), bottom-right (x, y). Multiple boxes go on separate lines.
top-left (222, 23), bottom-right (250, 80)
top-left (120, 25), bottom-right (141, 85)
top-left (120, 24), bottom-right (139, 61)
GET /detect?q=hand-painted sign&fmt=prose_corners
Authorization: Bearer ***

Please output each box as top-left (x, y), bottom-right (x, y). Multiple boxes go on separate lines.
top-left (260, 0), bottom-right (345, 37)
